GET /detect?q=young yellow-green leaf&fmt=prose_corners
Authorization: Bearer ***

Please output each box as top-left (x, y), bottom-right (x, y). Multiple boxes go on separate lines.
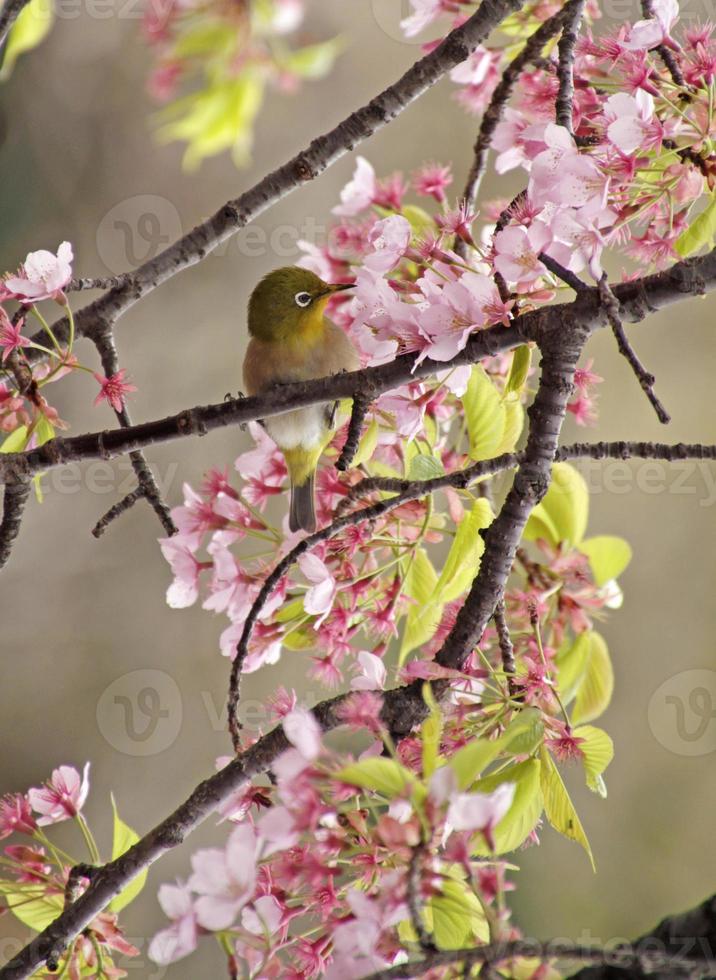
top-left (429, 878), bottom-right (489, 949)
top-left (523, 462), bottom-right (589, 547)
top-left (574, 725), bottom-right (614, 796)
top-left (402, 204), bottom-right (437, 239)
top-left (421, 684), bottom-right (442, 779)
top-left (505, 345), bottom-right (532, 395)
top-left (408, 454), bottom-right (445, 481)
top-left (579, 535), bottom-right (632, 587)
top-left (281, 37), bottom-right (344, 79)
top-left (540, 749), bottom-right (594, 870)
top-left (462, 366), bottom-right (506, 461)
top-left (675, 191), bottom-right (716, 257)
top-left (1, 0), bottom-right (53, 79)
top-left (352, 417), bottom-right (379, 468)
top-left (0, 426), bottom-right (29, 454)
top-left (471, 759), bottom-right (542, 855)
top-left (335, 758), bottom-right (421, 801)
top-left (281, 625), bottom-right (316, 651)
top-left (109, 796), bottom-right (148, 913)
top-left (273, 597), bottom-right (305, 624)
top-left (502, 706), bottom-right (544, 756)
top-left (555, 632), bottom-right (593, 705)
top-left (495, 395), bottom-right (525, 454)
top-left (399, 548), bottom-right (442, 662)
top-left (572, 631), bottom-right (613, 725)
top-left (435, 498), bottom-right (493, 604)
top-left (34, 416), bottom-right (55, 447)
top-left (0, 881), bottom-right (64, 931)
top-left (448, 735), bottom-right (505, 790)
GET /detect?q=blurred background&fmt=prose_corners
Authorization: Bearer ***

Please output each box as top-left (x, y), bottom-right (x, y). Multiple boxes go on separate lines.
top-left (0, 1), bottom-right (715, 975)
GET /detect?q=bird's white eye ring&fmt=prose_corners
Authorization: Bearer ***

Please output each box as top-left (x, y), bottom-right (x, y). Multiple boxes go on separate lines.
top-left (294, 291), bottom-right (312, 308)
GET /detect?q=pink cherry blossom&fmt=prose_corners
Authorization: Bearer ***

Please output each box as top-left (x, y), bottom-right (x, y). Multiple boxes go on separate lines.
top-left (363, 215), bottom-right (412, 273)
top-left (333, 157), bottom-right (377, 217)
top-left (159, 537), bottom-right (202, 608)
top-left (148, 882), bottom-right (198, 965)
top-left (411, 162), bottom-right (452, 204)
top-left (256, 803), bottom-right (301, 856)
top-left (0, 310), bottom-right (31, 362)
top-left (282, 706), bottom-right (323, 761)
top-left (493, 222), bottom-right (551, 285)
top-left (605, 91), bottom-right (662, 155)
top-left (350, 650), bottom-right (386, 691)
top-left (0, 793), bottom-right (37, 838)
top-left (93, 368), bottom-right (137, 413)
top-left (298, 552), bottom-right (337, 625)
top-left (28, 763), bottom-right (90, 825)
top-left (241, 894), bottom-right (283, 936)
top-left (4, 242), bottom-right (73, 303)
top-left (623, 0), bottom-right (679, 50)
top-left (189, 824), bottom-right (257, 930)
top-left (446, 782), bottom-right (516, 834)
top-left (400, 0), bottom-right (443, 38)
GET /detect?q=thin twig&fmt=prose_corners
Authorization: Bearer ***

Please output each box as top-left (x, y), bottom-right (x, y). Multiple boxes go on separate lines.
top-left (458, 0), bottom-right (584, 246)
top-left (336, 390), bottom-right (374, 472)
top-left (91, 329), bottom-right (176, 537)
top-left (598, 274), bottom-right (670, 424)
top-left (539, 252), bottom-right (588, 293)
top-left (494, 599), bottom-right (517, 695)
top-left (555, 0), bottom-right (586, 133)
top-left (407, 846), bottom-right (437, 953)
top-left (641, 0), bottom-right (686, 88)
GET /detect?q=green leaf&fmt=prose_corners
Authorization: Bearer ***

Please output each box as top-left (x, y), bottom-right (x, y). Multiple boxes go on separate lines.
top-left (495, 395), bottom-right (524, 454)
top-left (471, 759), bottom-right (542, 855)
top-left (402, 204), bottom-right (436, 239)
top-left (281, 37), bottom-right (344, 79)
top-left (579, 535), bottom-right (632, 587)
top-left (399, 548), bottom-right (442, 662)
top-left (502, 706), bottom-right (544, 756)
top-left (505, 345), bottom-right (532, 395)
top-left (572, 631), bottom-right (613, 725)
top-left (273, 597), bottom-right (305, 624)
top-left (523, 462), bottom-right (589, 547)
top-left (281, 625), bottom-right (316, 651)
top-left (352, 417), bottom-right (379, 468)
top-left (540, 749), bottom-right (594, 870)
top-left (449, 738), bottom-right (504, 790)
top-left (335, 758), bottom-right (421, 801)
top-left (462, 366), bottom-right (506, 461)
top-left (1, 0), bottom-right (53, 78)
top-left (0, 426), bottom-right (29, 454)
top-left (408, 454), bottom-right (445, 481)
top-left (555, 632), bottom-right (592, 705)
top-left (675, 191), bottom-right (716, 257)
top-left (435, 498), bottom-right (492, 604)
top-left (429, 877), bottom-right (489, 949)
top-left (0, 880), bottom-right (63, 931)
top-left (574, 725), bottom-right (614, 796)
top-left (421, 683), bottom-right (442, 779)
top-left (109, 796), bottom-right (147, 913)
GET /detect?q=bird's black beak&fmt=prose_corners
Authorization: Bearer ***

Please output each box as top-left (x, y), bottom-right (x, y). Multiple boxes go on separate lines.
top-left (323, 282), bottom-right (355, 296)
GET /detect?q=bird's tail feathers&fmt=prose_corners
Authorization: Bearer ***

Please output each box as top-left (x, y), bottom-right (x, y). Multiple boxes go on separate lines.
top-left (289, 473), bottom-right (316, 533)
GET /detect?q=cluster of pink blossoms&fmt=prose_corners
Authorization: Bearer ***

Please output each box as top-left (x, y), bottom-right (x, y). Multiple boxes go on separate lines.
top-left (0, 243), bottom-right (136, 451)
top-left (0, 764), bottom-right (141, 977)
top-left (149, 702), bottom-right (530, 976)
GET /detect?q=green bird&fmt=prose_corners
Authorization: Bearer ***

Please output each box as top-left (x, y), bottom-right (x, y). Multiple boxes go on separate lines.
top-left (243, 267), bottom-right (359, 533)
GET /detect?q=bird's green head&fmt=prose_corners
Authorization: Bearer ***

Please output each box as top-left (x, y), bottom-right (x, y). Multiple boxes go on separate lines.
top-left (247, 266), bottom-right (352, 343)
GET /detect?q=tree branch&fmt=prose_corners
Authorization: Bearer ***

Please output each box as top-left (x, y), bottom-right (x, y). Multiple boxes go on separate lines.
top-left (555, 0), bottom-right (586, 133)
top-left (5, 247), bottom-right (716, 490)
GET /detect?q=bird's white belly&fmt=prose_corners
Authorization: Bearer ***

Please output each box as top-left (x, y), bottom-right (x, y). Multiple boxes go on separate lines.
top-left (265, 404), bottom-right (327, 450)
